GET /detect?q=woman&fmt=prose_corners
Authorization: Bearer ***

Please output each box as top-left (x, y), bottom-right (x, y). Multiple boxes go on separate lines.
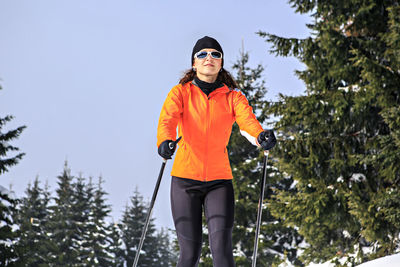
top-left (157, 36), bottom-right (276, 267)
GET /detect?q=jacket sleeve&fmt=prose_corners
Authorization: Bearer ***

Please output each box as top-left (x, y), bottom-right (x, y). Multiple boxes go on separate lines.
top-left (233, 90), bottom-right (264, 141)
top-left (157, 85), bottom-right (183, 147)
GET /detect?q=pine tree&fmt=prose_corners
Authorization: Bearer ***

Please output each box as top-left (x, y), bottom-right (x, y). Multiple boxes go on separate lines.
top-left (16, 178), bottom-right (53, 266)
top-left (85, 176), bottom-right (114, 266)
top-left (109, 220), bottom-right (125, 267)
top-left (0, 186), bottom-right (19, 266)
top-left (70, 174), bottom-right (93, 265)
top-left (0, 83), bottom-right (26, 266)
top-left (47, 162), bottom-right (80, 265)
top-left (155, 228), bottom-right (176, 266)
top-left (257, 0), bottom-right (400, 264)
top-left (48, 167), bottom-right (116, 266)
top-left (120, 188), bottom-right (159, 267)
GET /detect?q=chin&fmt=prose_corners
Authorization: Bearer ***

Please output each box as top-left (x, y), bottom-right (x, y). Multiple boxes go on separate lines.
top-left (201, 71), bottom-right (219, 76)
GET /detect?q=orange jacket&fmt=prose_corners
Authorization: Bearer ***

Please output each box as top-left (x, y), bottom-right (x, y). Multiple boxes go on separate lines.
top-left (157, 81), bottom-right (264, 182)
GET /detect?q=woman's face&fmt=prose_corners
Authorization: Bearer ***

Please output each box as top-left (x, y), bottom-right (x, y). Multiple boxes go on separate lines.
top-left (192, 48), bottom-right (222, 82)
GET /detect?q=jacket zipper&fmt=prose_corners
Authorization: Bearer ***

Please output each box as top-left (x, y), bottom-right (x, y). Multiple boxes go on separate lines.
top-left (204, 96), bottom-right (210, 182)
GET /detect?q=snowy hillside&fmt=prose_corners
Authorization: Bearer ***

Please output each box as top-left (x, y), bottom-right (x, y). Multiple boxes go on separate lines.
top-left (357, 253), bottom-right (400, 267)
top-left (304, 253), bottom-right (400, 267)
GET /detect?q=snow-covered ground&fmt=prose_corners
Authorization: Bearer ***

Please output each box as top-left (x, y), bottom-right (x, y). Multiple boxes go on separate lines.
top-left (304, 253), bottom-right (400, 267)
top-left (357, 253), bottom-right (400, 267)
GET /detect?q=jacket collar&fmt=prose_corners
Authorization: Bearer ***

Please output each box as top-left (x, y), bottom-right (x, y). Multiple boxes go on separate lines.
top-left (190, 81), bottom-right (229, 98)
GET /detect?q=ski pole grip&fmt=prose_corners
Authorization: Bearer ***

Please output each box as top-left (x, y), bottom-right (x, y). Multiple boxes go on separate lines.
top-left (169, 136), bottom-right (182, 150)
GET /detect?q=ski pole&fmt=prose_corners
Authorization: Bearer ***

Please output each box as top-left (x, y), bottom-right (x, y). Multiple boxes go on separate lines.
top-left (252, 150), bottom-right (269, 267)
top-left (133, 136), bottom-right (181, 267)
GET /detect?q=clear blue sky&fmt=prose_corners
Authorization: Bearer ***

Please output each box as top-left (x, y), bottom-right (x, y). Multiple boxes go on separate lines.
top-left (0, 0), bottom-right (311, 229)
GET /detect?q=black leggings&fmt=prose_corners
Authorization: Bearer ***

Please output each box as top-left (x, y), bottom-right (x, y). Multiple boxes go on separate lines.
top-left (171, 176), bottom-right (235, 267)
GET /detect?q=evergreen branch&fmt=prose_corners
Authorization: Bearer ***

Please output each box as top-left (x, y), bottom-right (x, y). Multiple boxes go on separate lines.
top-left (0, 126), bottom-right (27, 142)
top-left (0, 143), bottom-right (21, 156)
top-left (0, 153), bottom-right (25, 175)
top-left (0, 115), bottom-right (14, 127)
top-left (288, 0), bottom-right (317, 14)
top-left (351, 46), bottom-right (400, 78)
top-left (257, 31), bottom-right (311, 58)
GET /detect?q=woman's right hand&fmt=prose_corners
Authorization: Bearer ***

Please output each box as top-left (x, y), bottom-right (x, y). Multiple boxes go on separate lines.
top-left (158, 140), bottom-right (177, 159)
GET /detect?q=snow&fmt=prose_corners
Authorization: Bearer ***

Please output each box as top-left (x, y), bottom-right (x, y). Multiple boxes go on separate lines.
top-left (342, 230), bottom-right (351, 238)
top-left (305, 262), bottom-right (335, 267)
top-left (357, 253), bottom-right (400, 267)
top-left (338, 85), bottom-right (361, 92)
top-left (290, 180), bottom-right (298, 189)
top-left (245, 159), bottom-right (253, 164)
top-left (0, 185), bottom-right (16, 199)
top-left (0, 185), bottom-right (9, 195)
top-left (298, 253), bottom-right (400, 267)
top-left (350, 173), bottom-right (366, 183)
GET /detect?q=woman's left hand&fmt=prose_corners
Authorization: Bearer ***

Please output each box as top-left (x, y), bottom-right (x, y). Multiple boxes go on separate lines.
top-left (257, 130), bottom-right (277, 150)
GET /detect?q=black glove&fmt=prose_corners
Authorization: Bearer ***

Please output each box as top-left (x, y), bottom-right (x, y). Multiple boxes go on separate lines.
top-left (257, 130), bottom-right (277, 150)
top-left (158, 140), bottom-right (176, 159)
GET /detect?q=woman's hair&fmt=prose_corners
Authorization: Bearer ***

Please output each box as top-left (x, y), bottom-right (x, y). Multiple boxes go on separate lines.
top-left (179, 68), bottom-right (238, 89)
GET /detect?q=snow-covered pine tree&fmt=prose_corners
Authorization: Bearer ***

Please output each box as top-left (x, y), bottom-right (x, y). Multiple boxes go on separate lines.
top-left (46, 162), bottom-right (80, 265)
top-left (109, 220), bottom-right (125, 267)
top-left (70, 174), bottom-right (93, 265)
top-left (258, 0), bottom-right (400, 264)
top-left (84, 176), bottom-right (114, 266)
top-left (155, 228), bottom-right (176, 266)
top-left (120, 188), bottom-right (159, 267)
top-left (0, 84), bottom-right (26, 266)
top-left (15, 178), bottom-right (53, 265)
top-left (0, 186), bottom-right (19, 266)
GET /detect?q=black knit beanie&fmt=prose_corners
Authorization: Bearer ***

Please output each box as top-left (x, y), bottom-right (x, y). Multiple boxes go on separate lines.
top-left (191, 36), bottom-right (224, 67)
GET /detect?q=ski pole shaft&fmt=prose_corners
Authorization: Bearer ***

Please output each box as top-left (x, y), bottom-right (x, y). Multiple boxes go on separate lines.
top-left (133, 136), bottom-right (181, 267)
top-left (252, 150), bottom-right (269, 267)
top-left (133, 159), bottom-right (167, 267)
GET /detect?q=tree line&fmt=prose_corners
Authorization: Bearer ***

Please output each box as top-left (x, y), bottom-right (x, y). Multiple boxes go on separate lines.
top-left (1, 160), bottom-right (176, 266)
